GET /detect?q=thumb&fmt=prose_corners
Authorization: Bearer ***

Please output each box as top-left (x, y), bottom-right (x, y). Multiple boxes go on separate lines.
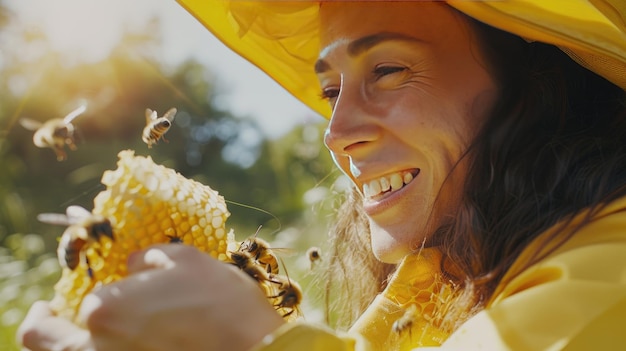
top-left (18, 301), bottom-right (93, 351)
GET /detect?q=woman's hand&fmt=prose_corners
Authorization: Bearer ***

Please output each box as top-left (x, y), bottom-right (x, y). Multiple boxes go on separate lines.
top-left (18, 244), bottom-right (286, 351)
top-left (18, 300), bottom-right (94, 351)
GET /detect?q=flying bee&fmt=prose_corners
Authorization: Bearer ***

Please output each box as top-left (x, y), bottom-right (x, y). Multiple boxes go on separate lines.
top-left (306, 246), bottom-right (321, 269)
top-left (142, 107), bottom-right (177, 148)
top-left (238, 226), bottom-right (293, 274)
top-left (392, 304), bottom-right (418, 337)
top-left (19, 104), bottom-right (87, 161)
top-left (37, 205), bottom-right (114, 273)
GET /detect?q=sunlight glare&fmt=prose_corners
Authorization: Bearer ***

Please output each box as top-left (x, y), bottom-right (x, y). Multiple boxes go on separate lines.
top-left (7, 0), bottom-right (159, 63)
top-left (5, 0), bottom-right (318, 139)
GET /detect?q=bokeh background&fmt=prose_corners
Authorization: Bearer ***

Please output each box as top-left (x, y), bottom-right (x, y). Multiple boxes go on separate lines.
top-left (0, 1), bottom-right (347, 349)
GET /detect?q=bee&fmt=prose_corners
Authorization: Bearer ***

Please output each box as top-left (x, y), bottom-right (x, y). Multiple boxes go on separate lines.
top-left (238, 226), bottom-right (293, 275)
top-left (164, 227), bottom-right (184, 244)
top-left (268, 265), bottom-right (303, 319)
top-left (19, 104), bottom-right (87, 161)
top-left (228, 249), bottom-right (272, 284)
top-left (306, 246), bottom-right (321, 269)
top-left (142, 107), bottom-right (177, 148)
top-left (392, 304), bottom-right (418, 337)
top-left (239, 236), bottom-right (279, 274)
top-left (37, 205), bottom-right (114, 272)
top-left (166, 235), bottom-right (184, 244)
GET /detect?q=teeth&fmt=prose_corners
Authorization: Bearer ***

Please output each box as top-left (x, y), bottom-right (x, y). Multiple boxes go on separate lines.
top-left (403, 172), bottom-right (413, 184)
top-left (380, 177), bottom-right (390, 192)
top-left (389, 173), bottom-right (403, 191)
top-left (369, 179), bottom-right (381, 195)
top-left (362, 170), bottom-right (418, 198)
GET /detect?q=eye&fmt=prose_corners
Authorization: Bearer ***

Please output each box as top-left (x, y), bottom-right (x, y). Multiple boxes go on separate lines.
top-left (319, 87), bottom-right (340, 101)
top-left (373, 65), bottom-right (406, 79)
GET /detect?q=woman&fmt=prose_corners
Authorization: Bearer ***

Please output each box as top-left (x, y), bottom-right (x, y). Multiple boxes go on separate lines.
top-left (18, 1), bottom-right (626, 350)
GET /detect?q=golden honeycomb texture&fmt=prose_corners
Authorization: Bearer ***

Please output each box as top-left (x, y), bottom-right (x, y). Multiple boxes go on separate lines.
top-left (49, 150), bottom-right (236, 322)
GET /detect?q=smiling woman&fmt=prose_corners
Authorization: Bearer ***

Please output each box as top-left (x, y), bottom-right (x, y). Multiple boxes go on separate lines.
top-left (317, 2), bottom-right (498, 263)
top-left (17, 1), bottom-right (626, 351)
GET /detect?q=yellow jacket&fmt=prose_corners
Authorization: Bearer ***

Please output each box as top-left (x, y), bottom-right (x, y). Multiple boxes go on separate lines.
top-left (252, 196), bottom-right (626, 351)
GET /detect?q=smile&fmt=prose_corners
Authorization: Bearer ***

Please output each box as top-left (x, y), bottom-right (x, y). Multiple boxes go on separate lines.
top-left (362, 169), bottom-right (420, 199)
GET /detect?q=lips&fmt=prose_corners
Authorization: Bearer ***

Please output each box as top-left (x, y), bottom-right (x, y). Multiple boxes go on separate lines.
top-left (362, 169), bottom-right (420, 199)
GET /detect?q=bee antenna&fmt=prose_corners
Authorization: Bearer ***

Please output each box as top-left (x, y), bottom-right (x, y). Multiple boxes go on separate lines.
top-left (253, 225), bottom-right (263, 238)
top-left (59, 183), bottom-right (105, 208)
top-left (278, 257), bottom-right (292, 284)
top-left (224, 200), bottom-right (281, 235)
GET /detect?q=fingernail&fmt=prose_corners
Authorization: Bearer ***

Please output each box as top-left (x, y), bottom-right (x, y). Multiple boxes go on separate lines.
top-left (144, 248), bottom-right (174, 268)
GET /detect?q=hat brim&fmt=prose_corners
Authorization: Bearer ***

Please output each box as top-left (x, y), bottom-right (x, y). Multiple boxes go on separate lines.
top-left (178, 0), bottom-right (626, 120)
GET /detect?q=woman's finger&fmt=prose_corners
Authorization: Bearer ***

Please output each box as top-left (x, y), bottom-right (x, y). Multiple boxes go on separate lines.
top-left (78, 244), bottom-right (209, 329)
top-left (18, 301), bottom-right (93, 351)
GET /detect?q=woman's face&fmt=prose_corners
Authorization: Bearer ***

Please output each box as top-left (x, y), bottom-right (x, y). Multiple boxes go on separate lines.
top-left (317, 2), bottom-right (498, 263)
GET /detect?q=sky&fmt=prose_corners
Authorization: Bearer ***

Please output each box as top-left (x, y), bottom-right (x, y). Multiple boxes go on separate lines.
top-left (3, 0), bottom-right (323, 139)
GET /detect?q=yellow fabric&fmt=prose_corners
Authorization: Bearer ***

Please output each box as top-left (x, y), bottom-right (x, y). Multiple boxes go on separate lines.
top-left (178, 0), bottom-right (626, 120)
top-left (447, 0), bottom-right (626, 97)
top-left (176, 0), bottom-right (328, 117)
top-left (349, 249), bottom-right (451, 350)
top-left (249, 322), bottom-right (365, 351)
top-left (440, 197), bottom-right (626, 350)
top-left (252, 196), bottom-right (626, 350)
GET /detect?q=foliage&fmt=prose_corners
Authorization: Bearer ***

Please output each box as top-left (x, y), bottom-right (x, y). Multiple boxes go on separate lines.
top-left (0, 234), bottom-right (60, 350)
top-left (0, 10), bottom-right (337, 351)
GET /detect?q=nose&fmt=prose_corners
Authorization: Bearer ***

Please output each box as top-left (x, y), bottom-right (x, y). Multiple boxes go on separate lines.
top-left (323, 79), bottom-right (381, 156)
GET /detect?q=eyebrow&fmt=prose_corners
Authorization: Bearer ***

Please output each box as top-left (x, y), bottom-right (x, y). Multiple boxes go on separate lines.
top-left (314, 32), bottom-right (424, 74)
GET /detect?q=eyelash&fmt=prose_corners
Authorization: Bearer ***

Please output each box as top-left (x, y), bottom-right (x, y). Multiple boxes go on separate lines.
top-left (373, 65), bottom-right (406, 79)
top-left (319, 87), bottom-right (339, 101)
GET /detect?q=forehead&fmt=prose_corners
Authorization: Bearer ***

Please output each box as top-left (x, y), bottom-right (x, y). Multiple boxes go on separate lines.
top-left (318, 2), bottom-right (465, 53)
top-left (315, 32), bottom-right (426, 73)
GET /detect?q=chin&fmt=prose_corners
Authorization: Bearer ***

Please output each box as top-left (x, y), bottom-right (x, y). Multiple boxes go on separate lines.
top-left (369, 225), bottom-right (412, 264)
top-left (369, 219), bottom-right (422, 264)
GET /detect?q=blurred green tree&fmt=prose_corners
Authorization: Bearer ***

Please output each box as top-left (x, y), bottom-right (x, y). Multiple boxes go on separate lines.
top-left (0, 19), bottom-right (327, 245)
top-left (0, 7), bottom-right (338, 350)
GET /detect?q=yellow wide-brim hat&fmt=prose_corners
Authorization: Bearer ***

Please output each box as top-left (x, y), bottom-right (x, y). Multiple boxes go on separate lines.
top-left (177, 0), bottom-right (626, 119)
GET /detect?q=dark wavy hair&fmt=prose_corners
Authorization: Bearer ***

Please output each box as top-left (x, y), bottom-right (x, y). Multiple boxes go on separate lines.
top-left (322, 9), bottom-right (626, 330)
top-left (443, 14), bottom-right (626, 314)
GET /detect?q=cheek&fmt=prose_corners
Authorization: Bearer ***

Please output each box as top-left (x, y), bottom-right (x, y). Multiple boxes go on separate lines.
top-left (437, 62), bottom-right (497, 135)
top-left (388, 96), bottom-right (467, 152)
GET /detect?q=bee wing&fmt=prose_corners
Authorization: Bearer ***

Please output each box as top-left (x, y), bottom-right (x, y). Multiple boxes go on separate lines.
top-left (162, 108), bottom-right (177, 122)
top-left (63, 104), bottom-right (87, 124)
top-left (19, 118), bottom-right (43, 131)
top-left (65, 205), bottom-right (91, 223)
top-left (271, 247), bottom-right (297, 257)
top-left (145, 108), bottom-right (157, 123)
top-left (37, 213), bottom-right (70, 226)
